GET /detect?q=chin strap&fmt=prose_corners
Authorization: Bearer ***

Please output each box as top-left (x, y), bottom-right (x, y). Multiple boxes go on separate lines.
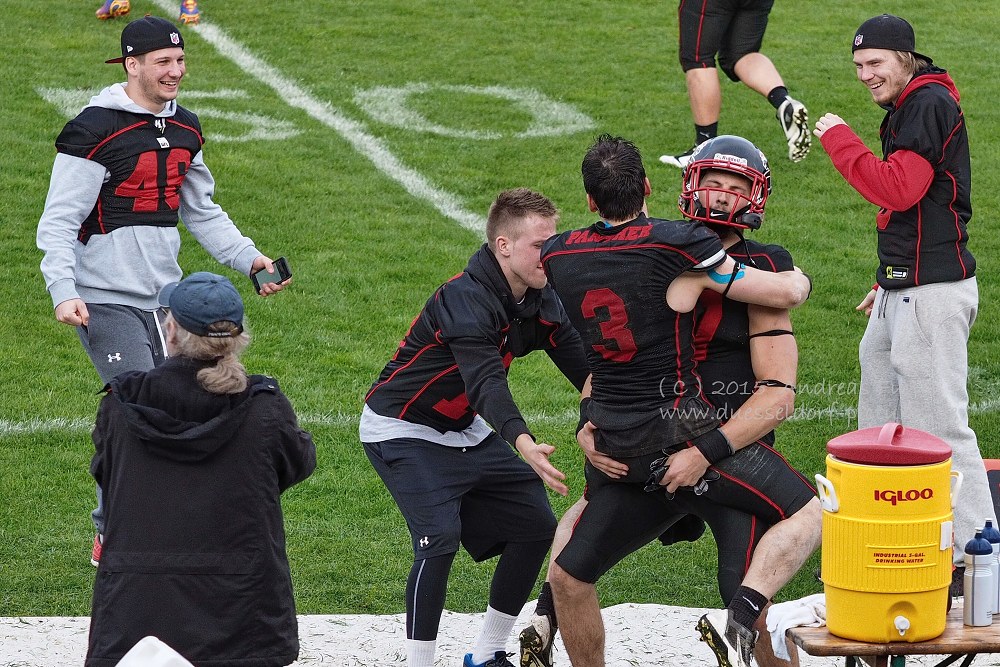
top-left (733, 230), bottom-right (761, 269)
top-left (697, 201), bottom-right (761, 230)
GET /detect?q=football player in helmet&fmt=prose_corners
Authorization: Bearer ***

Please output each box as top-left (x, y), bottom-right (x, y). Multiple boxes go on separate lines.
top-left (522, 134), bottom-right (817, 667)
top-left (679, 134), bottom-right (771, 232)
top-left (678, 135), bottom-right (811, 667)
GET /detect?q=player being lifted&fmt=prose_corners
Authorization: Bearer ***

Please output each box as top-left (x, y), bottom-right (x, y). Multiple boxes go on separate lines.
top-left (521, 135), bottom-right (814, 667)
top-left (537, 135), bottom-right (820, 667)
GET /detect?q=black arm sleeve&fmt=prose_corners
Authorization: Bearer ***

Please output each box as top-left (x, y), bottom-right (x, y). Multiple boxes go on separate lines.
top-left (450, 336), bottom-right (531, 444)
top-left (545, 328), bottom-right (589, 392)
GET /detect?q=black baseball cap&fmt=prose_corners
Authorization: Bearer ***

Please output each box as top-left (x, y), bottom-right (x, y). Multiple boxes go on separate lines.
top-left (106, 15), bottom-right (184, 64)
top-left (852, 14), bottom-right (931, 63)
top-left (158, 272), bottom-right (245, 338)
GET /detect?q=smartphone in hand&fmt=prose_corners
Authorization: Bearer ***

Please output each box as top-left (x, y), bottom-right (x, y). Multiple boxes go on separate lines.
top-left (251, 257), bottom-right (292, 292)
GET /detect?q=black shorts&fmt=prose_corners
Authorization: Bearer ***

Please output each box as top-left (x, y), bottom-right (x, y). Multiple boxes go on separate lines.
top-left (678, 0), bottom-right (774, 80)
top-left (363, 433), bottom-right (556, 561)
top-left (556, 440), bottom-right (813, 583)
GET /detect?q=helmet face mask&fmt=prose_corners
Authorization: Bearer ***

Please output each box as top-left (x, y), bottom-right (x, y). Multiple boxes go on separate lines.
top-left (678, 136), bottom-right (771, 231)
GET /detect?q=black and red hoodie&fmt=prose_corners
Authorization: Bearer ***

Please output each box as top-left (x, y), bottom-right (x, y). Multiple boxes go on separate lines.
top-left (365, 244), bottom-right (588, 444)
top-left (820, 67), bottom-right (974, 289)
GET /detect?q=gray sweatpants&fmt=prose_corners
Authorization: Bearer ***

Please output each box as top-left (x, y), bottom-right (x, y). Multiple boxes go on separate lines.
top-left (858, 277), bottom-right (995, 564)
top-left (78, 303), bottom-right (169, 385)
top-left (78, 303), bottom-right (169, 533)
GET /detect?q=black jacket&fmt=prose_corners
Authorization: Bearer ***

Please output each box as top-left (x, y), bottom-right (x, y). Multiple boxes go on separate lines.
top-left (86, 357), bottom-right (316, 667)
top-left (876, 67), bottom-right (974, 287)
top-left (365, 244), bottom-right (588, 444)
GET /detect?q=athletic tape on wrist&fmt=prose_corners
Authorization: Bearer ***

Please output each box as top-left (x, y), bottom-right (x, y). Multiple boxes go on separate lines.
top-left (693, 429), bottom-right (733, 464)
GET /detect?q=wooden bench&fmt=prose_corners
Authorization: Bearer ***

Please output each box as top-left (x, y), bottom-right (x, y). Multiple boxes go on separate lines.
top-left (786, 606), bottom-right (999, 667)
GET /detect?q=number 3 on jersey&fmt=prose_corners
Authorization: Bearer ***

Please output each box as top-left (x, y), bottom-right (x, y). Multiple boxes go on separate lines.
top-left (115, 149), bottom-right (188, 212)
top-left (581, 288), bottom-right (637, 362)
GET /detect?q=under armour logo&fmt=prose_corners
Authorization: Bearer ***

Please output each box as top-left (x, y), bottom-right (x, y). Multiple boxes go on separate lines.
top-left (108, 353), bottom-right (122, 363)
top-left (419, 536), bottom-right (430, 548)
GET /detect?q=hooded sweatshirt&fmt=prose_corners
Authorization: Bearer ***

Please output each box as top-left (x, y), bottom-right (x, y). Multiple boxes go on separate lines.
top-left (363, 244), bottom-right (589, 447)
top-left (37, 83), bottom-right (262, 311)
top-left (819, 67), bottom-right (974, 288)
top-left (87, 356), bottom-right (316, 667)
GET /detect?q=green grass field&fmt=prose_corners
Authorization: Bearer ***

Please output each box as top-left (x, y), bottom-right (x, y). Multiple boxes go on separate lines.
top-left (1, 0), bottom-right (998, 618)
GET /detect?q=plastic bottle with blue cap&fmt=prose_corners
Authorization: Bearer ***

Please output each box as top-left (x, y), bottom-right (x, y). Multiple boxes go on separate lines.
top-left (963, 529), bottom-right (994, 626)
top-left (980, 519), bottom-right (1000, 615)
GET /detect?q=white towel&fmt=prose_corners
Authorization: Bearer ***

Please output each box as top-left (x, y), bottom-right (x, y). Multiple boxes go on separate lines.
top-left (765, 593), bottom-right (826, 661)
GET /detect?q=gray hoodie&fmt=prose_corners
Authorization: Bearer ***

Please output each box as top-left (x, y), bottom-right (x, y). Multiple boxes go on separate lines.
top-left (37, 83), bottom-right (261, 311)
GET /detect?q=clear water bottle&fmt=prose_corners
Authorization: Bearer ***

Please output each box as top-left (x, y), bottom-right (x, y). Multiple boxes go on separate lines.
top-left (981, 519), bottom-right (1000, 615)
top-left (963, 529), bottom-right (994, 627)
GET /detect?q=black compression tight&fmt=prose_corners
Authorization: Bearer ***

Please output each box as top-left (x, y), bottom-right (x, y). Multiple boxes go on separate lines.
top-left (489, 538), bottom-right (552, 616)
top-left (405, 538), bottom-right (551, 640)
top-left (406, 553), bottom-right (455, 640)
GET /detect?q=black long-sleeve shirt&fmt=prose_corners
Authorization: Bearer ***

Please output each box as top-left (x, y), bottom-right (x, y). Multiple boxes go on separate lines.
top-left (365, 244), bottom-right (589, 444)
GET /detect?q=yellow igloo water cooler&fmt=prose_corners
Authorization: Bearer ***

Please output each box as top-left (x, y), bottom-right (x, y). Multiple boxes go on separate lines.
top-left (815, 422), bottom-right (962, 643)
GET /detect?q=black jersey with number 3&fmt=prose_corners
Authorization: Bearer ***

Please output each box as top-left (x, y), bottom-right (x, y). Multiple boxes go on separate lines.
top-left (55, 105), bottom-right (204, 243)
top-left (542, 214), bottom-right (725, 456)
top-left (694, 239), bottom-right (793, 446)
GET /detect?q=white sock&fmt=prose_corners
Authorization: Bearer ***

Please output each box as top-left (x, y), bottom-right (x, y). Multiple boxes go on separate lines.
top-left (470, 606), bottom-right (517, 664)
top-left (406, 638), bottom-right (436, 667)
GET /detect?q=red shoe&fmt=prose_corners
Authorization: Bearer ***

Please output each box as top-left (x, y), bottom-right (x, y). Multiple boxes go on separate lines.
top-left (95, 0), bottom-right (130, 20)
top-left (91, 534), bottom-right (103, 567)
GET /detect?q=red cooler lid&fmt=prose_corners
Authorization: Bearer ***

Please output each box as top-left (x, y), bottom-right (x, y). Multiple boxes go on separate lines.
top-left (827, 422), bottom-right (951, 465)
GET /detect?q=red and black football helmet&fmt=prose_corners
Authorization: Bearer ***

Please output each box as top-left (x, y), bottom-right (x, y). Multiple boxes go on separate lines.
top-left (678, 135), bottom-right (771, 230)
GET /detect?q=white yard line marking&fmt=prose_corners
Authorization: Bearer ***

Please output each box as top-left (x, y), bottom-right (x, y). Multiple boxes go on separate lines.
top-left (354, 83), bottom-right (595, 139)
top-left (149, 0), bottom-right (484, 232)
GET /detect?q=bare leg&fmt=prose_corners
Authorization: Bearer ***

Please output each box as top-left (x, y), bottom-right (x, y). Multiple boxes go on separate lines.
top-left (732, 52), bottom-right (784, 97)
top-left (519, 498), bottom-right (589, 666)
top-left (685, 68), bottom-right (723, 125)
top-left (546, 496), bottom-right (587, 576)
top-left (550, 562), bottom-right (605, 667)
top-left (741, 498), bottom-right (822, 599)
